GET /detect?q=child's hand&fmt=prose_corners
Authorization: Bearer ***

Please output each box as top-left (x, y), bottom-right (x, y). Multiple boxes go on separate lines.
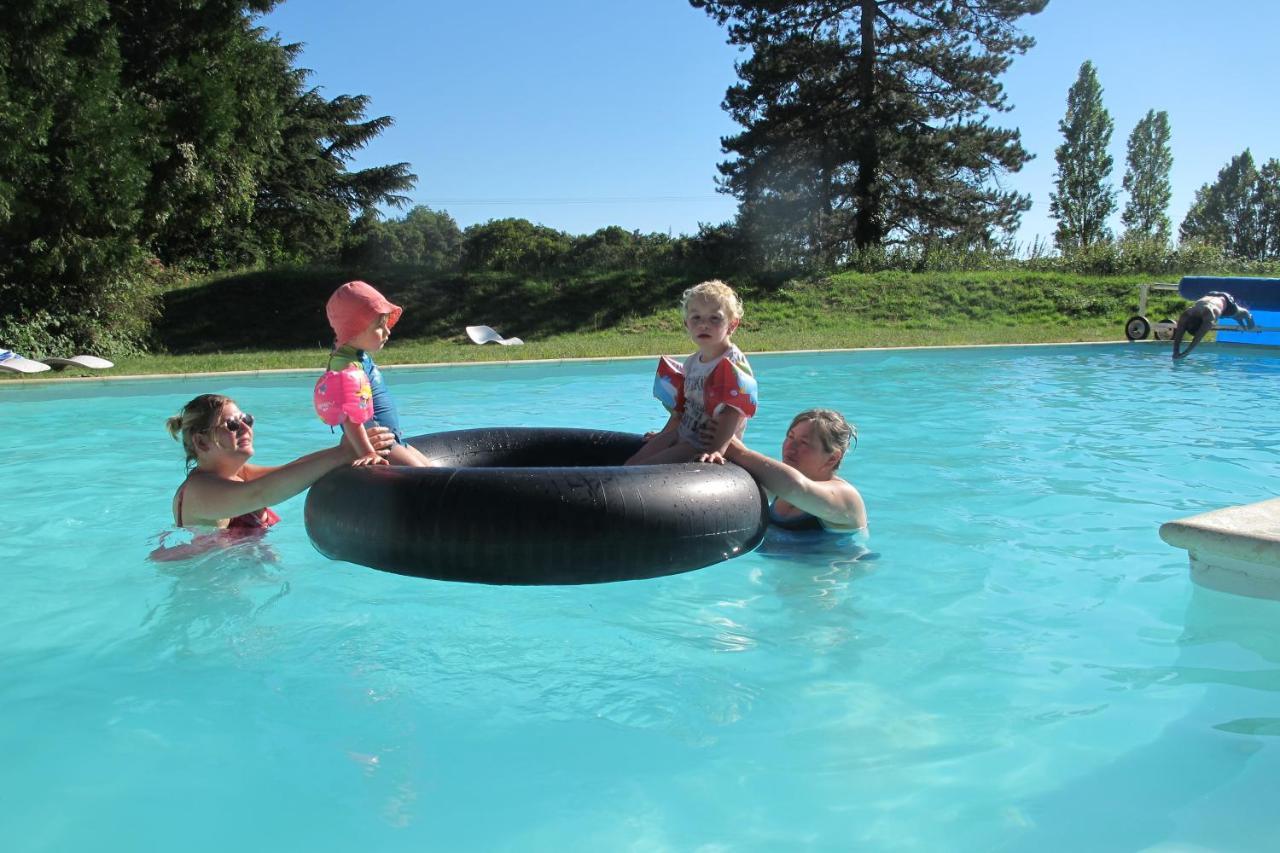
top-left (351, 452), bottom-right (388, 467)
top-left (698, 451), bottom-right (727, 465)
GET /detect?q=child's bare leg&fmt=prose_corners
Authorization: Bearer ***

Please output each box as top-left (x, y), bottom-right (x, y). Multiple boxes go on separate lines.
top-left (626, 432), bottom-right (678, 465)
top-left (627, 440), bottom-right (701, 465)
top-left (386, 442), bottom-right (434, 467)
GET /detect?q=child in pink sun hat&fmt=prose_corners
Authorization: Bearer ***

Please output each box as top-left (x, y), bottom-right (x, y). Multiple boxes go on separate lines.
top-left (314, 281), bottom-right (433, 467)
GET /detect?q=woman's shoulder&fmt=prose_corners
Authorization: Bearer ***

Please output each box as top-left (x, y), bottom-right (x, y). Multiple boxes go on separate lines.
top-left (181, 468), bottom-right (247, 494)
top-left (767, 498), bottom-right (868, 539)
top-left (833, 473), bottom-right (866, 500)
top-left (817, 475), bottom-right (867, 526)
top-left (173, 472), bottom-right (216, 526)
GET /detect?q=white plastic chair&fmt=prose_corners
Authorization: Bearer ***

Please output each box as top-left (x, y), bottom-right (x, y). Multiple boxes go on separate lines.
top-left (465, 325), bottom-right (524, 346)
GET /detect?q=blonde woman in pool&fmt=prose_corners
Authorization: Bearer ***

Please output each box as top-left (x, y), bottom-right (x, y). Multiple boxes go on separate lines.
top-left (165, 393), bottom-right (394, 530)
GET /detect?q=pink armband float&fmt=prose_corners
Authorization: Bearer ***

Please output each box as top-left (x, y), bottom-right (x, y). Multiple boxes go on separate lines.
top-left (653, 356), bottom-right (686, 413)
top-left (314, 365), bottom-right (374, 426)
top-left (704, 358), bottom-right (758, 418)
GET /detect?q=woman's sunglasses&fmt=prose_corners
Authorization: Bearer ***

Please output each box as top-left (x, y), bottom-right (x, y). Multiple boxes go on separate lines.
top-left (219, 413), bottom-right (254, 434)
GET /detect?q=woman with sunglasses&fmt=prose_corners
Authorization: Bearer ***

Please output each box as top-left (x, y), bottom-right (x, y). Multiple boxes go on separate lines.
top-left (165, 393), bottom-right (394, 530)
top-left (700, 408), bottom-right (867, 535)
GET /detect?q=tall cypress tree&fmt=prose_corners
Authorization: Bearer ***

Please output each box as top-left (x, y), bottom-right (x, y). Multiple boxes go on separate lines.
top-left (1120, 110), bottom-right (1172, 245)
top-left (693, 0), bottom-right (1045, 264)
top-left (1049, 61), bottom-right (1116, 251)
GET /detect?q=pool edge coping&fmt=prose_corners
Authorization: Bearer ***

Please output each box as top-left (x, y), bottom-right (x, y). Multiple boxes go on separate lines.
top-left (0, 338), bottom-right (1158, 386)
top-left (1160, 497), bottom-right (1280, 600)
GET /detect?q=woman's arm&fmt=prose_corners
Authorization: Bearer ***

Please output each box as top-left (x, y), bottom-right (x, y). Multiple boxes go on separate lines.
top-left (703, 407), bottom-right (746, 456)
top-left (241, 426), bottom-right (394, 480)
top-left (341, 419), bottom-right (387, 466)
top-left (183, 429), bottom-right (393, 524)
top-left (715, 437), bottom-right (867, 530)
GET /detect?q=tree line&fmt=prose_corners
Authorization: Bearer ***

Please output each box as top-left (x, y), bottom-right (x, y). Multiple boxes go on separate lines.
top-left (4, 0), bottom-right (1275, 355)
top-left (345, 208), bottom-right (746, 279)
top-left (1, 1), bottom-right (412, 354)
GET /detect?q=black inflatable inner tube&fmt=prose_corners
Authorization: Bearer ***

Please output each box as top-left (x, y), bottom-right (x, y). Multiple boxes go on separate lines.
top-left (304, 427), bottom-right (768, 585)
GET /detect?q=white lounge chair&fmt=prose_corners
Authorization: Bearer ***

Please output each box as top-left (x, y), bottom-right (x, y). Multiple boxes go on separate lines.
top-left (0, 349), bottom-right (50, 373)
top-left (465, 325), bottom-right (524, 346)
top-left (42, 354), bottom-right (114, 371)
top-left (0, 349), bottom-right (114, 374)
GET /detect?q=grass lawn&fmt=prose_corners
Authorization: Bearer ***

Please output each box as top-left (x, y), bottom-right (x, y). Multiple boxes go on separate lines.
top-left (5, 266), bottom-right (1194, 378)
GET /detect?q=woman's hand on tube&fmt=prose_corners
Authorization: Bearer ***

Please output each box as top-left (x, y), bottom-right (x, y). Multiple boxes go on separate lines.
top-left (367, 425), bottom-right (396, 456)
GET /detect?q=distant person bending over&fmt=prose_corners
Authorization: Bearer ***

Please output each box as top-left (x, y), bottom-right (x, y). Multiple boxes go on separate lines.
top-left (701, 409), bottom-right (867, 535)
top-left (1172, 291), bottom-right (1255, 360)
top-left (315, 280), bottom-right (434, 466)
top-left (626, 280), bottom-right (758, 465)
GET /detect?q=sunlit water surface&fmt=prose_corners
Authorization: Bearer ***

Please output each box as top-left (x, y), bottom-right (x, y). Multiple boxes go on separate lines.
top-left (2, 344), bottom-right (1279, 852)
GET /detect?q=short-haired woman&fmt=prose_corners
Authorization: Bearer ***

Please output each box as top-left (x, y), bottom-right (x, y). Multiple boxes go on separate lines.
top-left (702, 408), bottom-right (867, 534)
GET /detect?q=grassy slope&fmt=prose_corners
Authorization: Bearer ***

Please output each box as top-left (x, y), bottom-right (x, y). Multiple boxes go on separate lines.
top-left (30, 267), bottom-right (1195, 376)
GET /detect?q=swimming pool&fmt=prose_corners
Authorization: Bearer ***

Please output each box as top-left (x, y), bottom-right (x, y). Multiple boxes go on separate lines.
top-left (2, 344), bottom-right (1278, 851)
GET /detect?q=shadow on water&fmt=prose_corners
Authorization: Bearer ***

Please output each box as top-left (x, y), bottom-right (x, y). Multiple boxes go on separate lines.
top-left (1001, 583), bottom-right (1280, 853)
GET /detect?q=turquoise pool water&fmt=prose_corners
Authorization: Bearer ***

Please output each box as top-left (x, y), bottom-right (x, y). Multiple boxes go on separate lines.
top-left (2, 344), bottom-right (1279, 851)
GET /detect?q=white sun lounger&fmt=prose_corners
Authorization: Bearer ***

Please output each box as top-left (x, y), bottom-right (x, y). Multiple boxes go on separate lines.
top-left (465, 325), bottom-right (524, 346)
top-left (0, 349), bottom-right (114, 374)
top-left (42, 354), bottom-right (114, 371)
top-left (0, 349), bottom-right (51, 373)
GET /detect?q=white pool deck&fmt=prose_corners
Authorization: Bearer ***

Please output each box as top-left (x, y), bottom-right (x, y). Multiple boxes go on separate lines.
top-left (1161, 497), bottom-right (1280, 600)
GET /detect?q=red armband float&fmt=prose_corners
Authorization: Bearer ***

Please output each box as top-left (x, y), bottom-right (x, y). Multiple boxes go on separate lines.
top-left (704, 358), bottom-right (758, 418)
top-left (653, 356), bottom-right (686, 414)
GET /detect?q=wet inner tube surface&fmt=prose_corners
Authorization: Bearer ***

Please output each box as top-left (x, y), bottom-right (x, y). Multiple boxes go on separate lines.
top-left (304, 427), bottom-right (768, 585)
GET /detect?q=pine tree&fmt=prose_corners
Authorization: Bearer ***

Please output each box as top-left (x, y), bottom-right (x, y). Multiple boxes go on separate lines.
top-left (1179, 150), bottom-right (1280, 260)
top-left (112, 0), bottom-right (291, 266)
top-left (1255, 159), bottom-right (1280, 259)
top-left (693, 0), bottom-right (1045, 264)
top-left (112, 1), bottom-right (414, 267)
top-left (1049, 61), bottom-right (1116, 251)
top-left (250, 75), bottom-right (415, 264)
top-left (0, 0), bottom-right (417, 351)
top-left (1120, 110), bottom-right (1172, 245)
top-left (0, 0), bottom-right (153, 352)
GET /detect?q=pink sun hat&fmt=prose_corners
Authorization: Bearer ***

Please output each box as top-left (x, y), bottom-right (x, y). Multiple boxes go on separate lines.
top-left (325, 281), bottom-right (403, 346)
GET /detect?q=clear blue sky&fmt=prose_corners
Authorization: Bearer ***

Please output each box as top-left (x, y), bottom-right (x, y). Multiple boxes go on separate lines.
top-left (261, 0), bottom-right (1280, 252)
